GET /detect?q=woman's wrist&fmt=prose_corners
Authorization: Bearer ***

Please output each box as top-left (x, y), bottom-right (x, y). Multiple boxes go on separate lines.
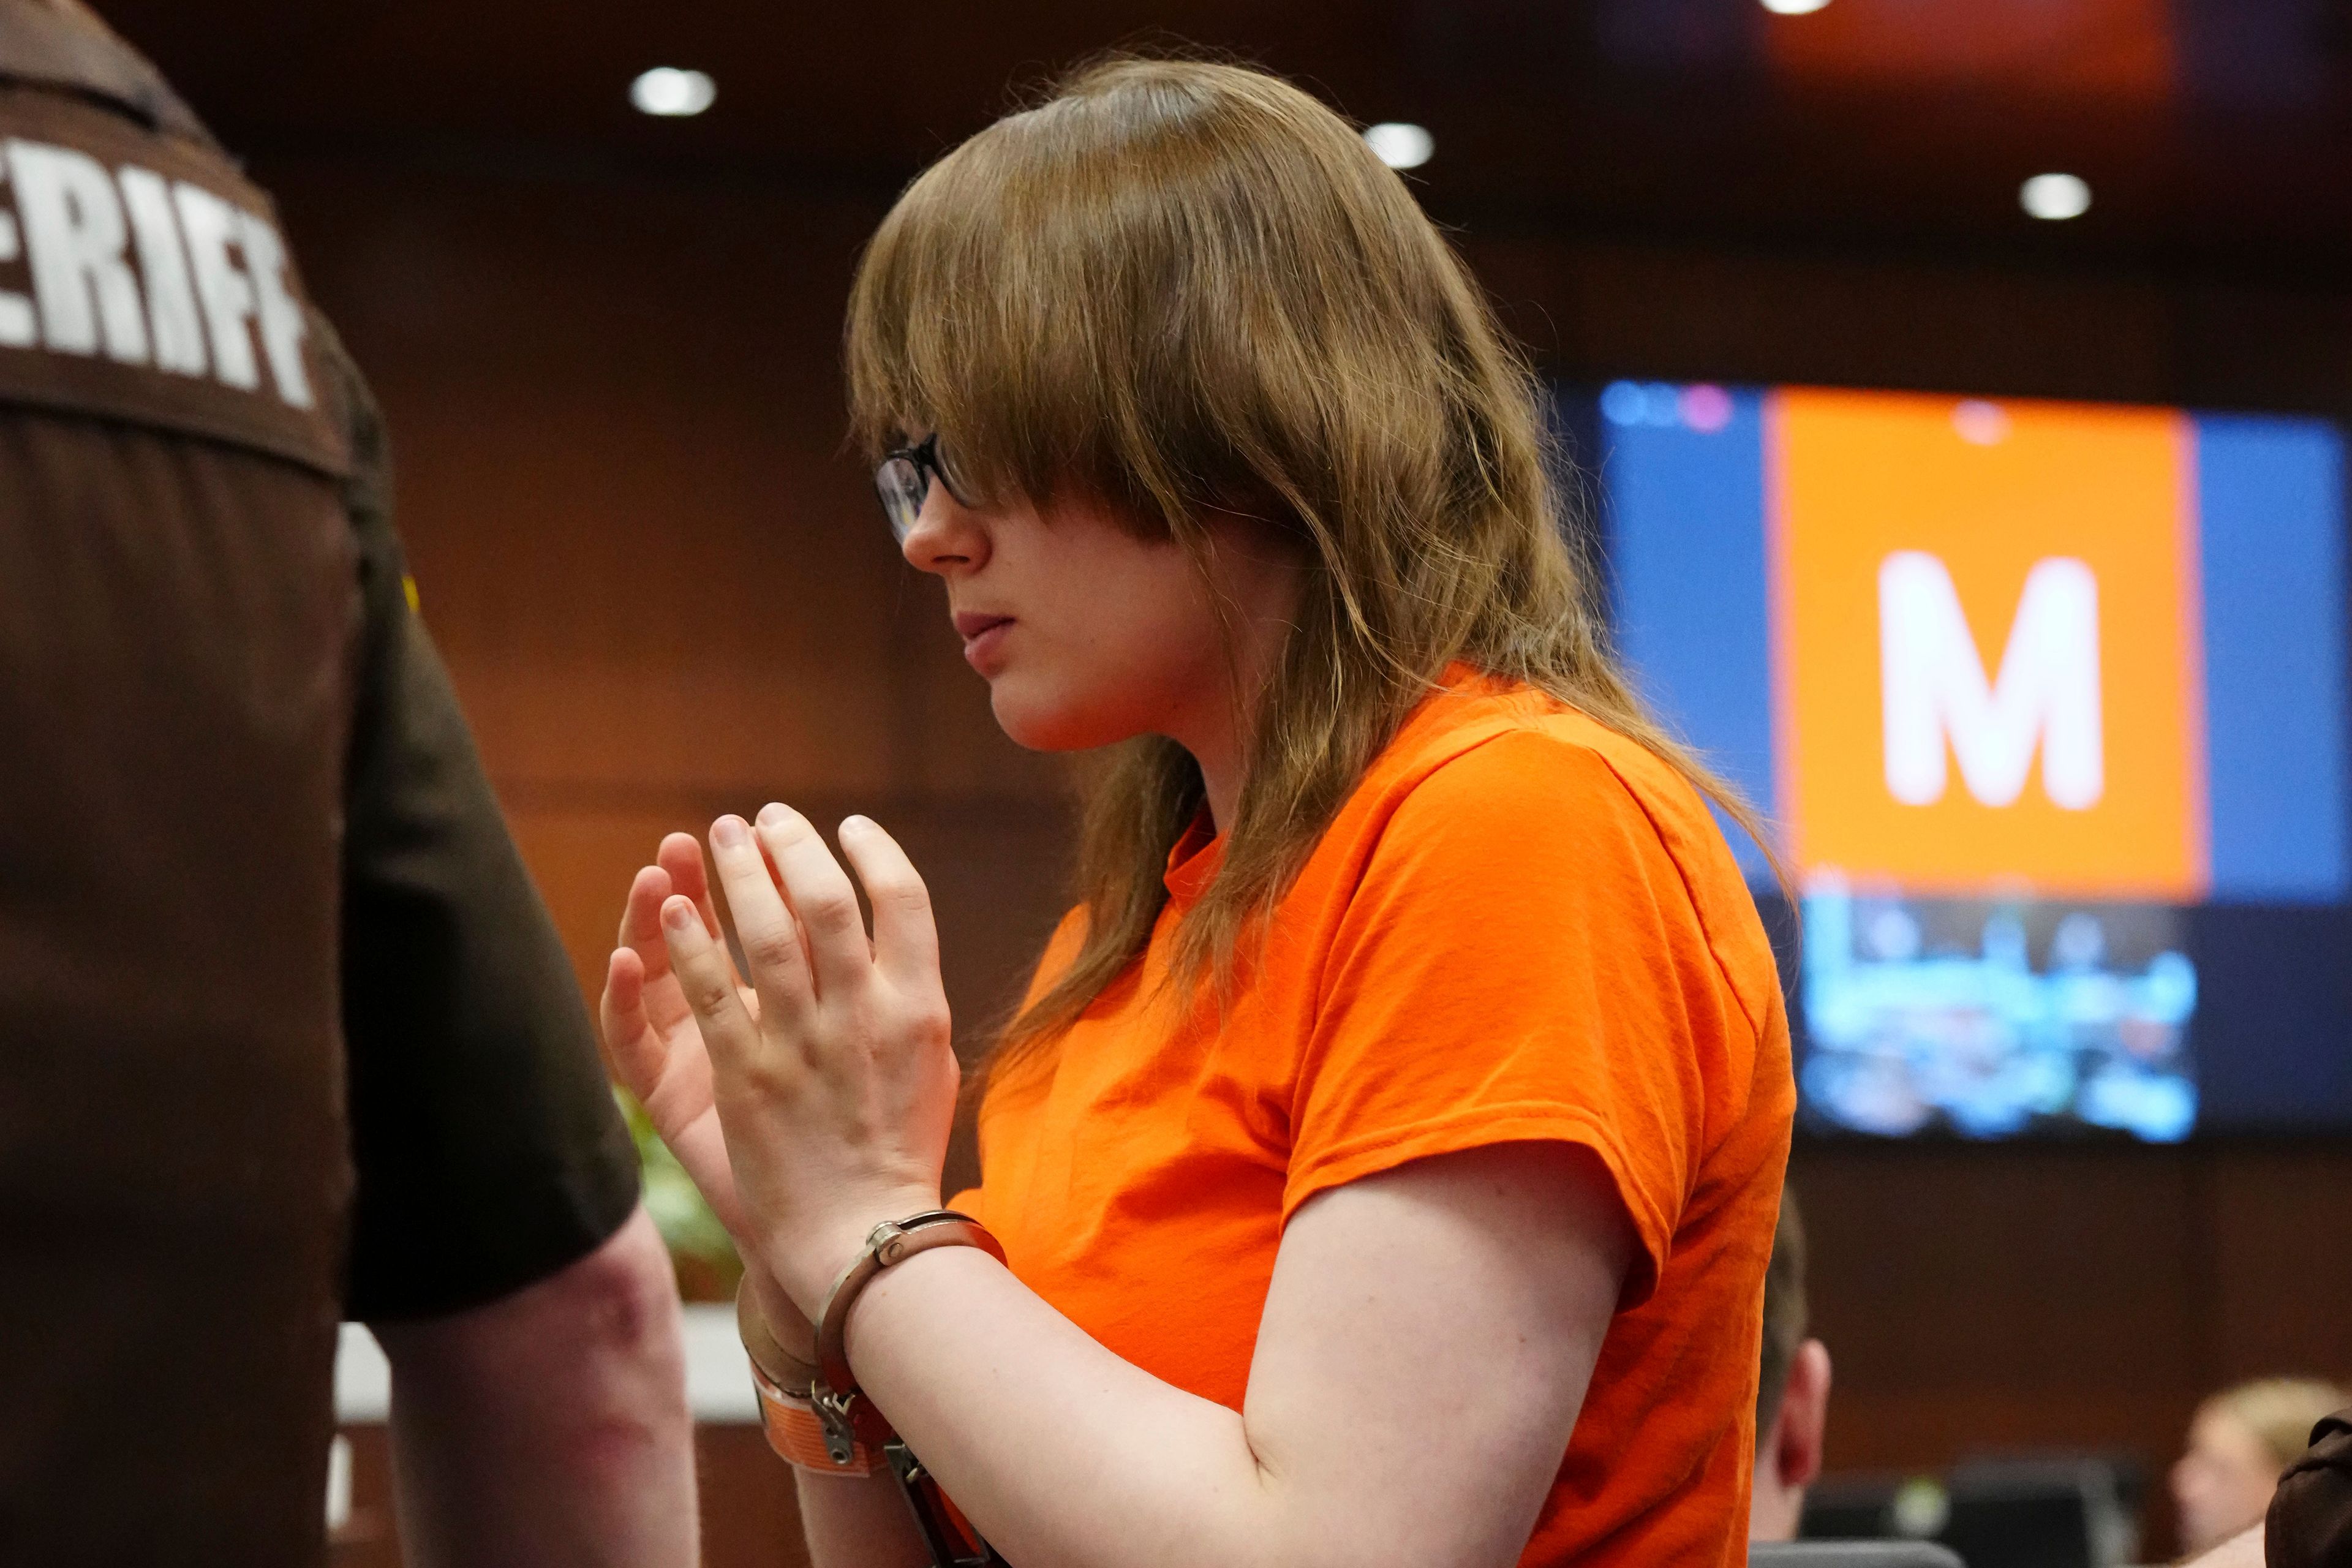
top-left (744, 1267), bottom-right (818, 1367)
top-left (769, 1189), bottom-right (946, 1324)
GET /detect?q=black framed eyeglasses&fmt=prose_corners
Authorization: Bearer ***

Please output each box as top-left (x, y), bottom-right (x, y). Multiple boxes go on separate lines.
top-left (874, 433), bottom-right (969, 545)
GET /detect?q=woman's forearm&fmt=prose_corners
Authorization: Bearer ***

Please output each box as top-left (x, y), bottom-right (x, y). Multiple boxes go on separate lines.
top-left (804, 1147), bottom-right (1623, 1568)
top-left (837, 1248), bottom-right (1294, 1568)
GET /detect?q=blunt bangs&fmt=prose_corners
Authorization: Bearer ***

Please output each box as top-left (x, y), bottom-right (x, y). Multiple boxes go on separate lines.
top-left (845, 57), bottom-right (1477, 545)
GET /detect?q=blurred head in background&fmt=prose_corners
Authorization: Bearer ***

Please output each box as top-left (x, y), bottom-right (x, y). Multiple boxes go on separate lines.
top-left (1751, 1185), bottom-right (1833, 1542)
top-left (2172, 1376), bottom-right (2349, 1555)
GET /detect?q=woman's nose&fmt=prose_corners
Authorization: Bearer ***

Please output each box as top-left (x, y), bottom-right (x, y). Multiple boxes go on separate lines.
top-left (900, 483), bottom-right (987, 575)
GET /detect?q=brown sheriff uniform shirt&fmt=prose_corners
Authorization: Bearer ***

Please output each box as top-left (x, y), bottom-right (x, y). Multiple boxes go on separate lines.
top-left (0, 5), bottom-right (639, 1562)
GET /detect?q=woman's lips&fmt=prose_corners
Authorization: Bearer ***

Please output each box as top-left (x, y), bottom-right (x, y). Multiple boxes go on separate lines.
top-left (954, 613), bottom-right (1014, 670)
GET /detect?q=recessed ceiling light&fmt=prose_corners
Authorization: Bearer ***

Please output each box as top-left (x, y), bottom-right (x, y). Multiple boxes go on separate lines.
top-left (1952, 400), bottom-right (2011, 445)
top-left (1760, 0), bottom-right (1833, 14)
top-left (2019, 172), bottom-right (2092, 221)
top-left (1364, 122), bottom-right (1434, 170)
top-left (631, 67), bottom-right (716, 118)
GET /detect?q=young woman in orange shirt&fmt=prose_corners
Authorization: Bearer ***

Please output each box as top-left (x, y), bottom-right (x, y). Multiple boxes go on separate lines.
top-left (600, 55), bottom-right (1795, 1568)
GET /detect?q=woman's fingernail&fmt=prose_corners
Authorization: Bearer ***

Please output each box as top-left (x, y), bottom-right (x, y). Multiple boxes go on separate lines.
top-left (712, 815), bottom-right (747, 848)
top-left (841, 814), bottom-right (873, 835)
top-left (662, 897), bottom-right (696, 931)
top-left (756, 801), bottom-right (791, 828)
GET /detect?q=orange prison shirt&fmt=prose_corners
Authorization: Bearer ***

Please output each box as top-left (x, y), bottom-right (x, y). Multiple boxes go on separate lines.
top-left (953, 669), bottom-right (1795, 1566)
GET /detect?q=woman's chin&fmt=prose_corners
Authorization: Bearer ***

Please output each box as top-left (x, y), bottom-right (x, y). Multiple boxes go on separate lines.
top-left (989, 682), bottom-right (1133, 754)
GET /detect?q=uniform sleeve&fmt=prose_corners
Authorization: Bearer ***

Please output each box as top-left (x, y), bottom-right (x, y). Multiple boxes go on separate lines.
top-left (1284, 733), bottom-right (1733, 1307)
top-left (2269, 1412), bottom-right (2352, 1568)
top-left (323, 315), bottom-right (640, 1322)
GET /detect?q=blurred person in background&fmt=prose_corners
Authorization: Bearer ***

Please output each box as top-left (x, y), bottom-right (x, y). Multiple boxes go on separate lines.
top-left (2172, 1378), bottom-right (2350, 1557)
top-left (2176, 1403), bottom-right (2352, 1568)
top-left (0, 2), bottom-right (696, 1563)
top-left (606, 53), bottom-right (1794, 1568)
top-left (1751, 1187), bottom-right (1834, 1542)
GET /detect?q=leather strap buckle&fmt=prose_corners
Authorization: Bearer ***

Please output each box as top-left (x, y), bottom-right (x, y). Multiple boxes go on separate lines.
top-left (810, 1210), bottom-right (1006, 1464)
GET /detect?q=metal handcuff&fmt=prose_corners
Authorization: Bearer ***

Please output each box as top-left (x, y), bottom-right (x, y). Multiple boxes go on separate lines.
top-left (739, 1210), bottom-right (1011, 1568)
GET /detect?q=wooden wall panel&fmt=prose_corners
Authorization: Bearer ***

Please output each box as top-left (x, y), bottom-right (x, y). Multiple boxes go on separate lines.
top-left (1466, 236), bottom-right (2182, 402)
top-left (1792, 1147), bottom-right (2203, 1402)
top-left (277, 164), bottom-right (911, 800)
top-left (2208, 1150), bottom-right (2352, 1385)
top-left (1463, 230), bottom-right (2352, 419)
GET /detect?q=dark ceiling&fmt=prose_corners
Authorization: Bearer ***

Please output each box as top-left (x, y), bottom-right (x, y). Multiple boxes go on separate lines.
top-left (86, 0), bottom-right (2352, 287)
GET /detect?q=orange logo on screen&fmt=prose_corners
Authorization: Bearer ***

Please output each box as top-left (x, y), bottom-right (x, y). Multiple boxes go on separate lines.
top-left (1767, 388), bottom-right (2208, 899)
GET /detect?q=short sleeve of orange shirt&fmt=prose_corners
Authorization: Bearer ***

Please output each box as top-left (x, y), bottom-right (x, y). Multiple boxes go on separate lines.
top-left (957, 673), bottom-right (1795, 1567)
top-left (1296, 728), bottom-right (1736, 1302)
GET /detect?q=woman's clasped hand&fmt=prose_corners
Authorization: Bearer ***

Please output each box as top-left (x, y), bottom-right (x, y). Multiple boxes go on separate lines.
top-left (598, 805), bottom-right (959, 1322)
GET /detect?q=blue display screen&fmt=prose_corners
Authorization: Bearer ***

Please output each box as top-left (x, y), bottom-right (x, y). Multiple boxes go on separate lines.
top-left (1577, 380), bottom-right (2351, 1139)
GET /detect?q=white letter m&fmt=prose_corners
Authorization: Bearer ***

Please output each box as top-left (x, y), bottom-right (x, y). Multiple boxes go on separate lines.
top-left (1879, 551), bottom-right (2103, 810)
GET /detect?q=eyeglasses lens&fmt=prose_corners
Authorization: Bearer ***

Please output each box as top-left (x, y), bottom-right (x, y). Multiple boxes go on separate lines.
top-left (875, 455), bottom-right (926, 543)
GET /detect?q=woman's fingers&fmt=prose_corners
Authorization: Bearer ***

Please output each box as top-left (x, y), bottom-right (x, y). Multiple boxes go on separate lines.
top-left (622, 865), bottom-right (674, 957)
top-left (660, 893), bottom-right (777, 1097)
top-left (836, 815), bottom-right (943, 992)
top-left (656, 832), bottom-right (724, 937)
top-left (754, 803), bottom-right (873, 1000)
top-left (706, 815), bottom-right (818, 1035)
top-left (598, 945), bottom-right (667, 1099)
top-left (662, 829), bottom-right (771, 1008)
top-left (656, 831), bottom-right (749, 984)
top-left (622, 862), bottom-right (711, 1038)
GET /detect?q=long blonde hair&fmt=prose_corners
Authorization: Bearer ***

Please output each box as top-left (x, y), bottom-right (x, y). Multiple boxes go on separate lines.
top-left (846, 55), bottom-right (1778, 1080)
